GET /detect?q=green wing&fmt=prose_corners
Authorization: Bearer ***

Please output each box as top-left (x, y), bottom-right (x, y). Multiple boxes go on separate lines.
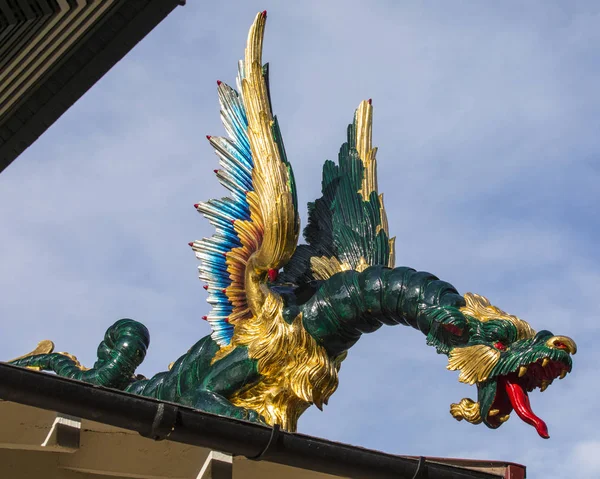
top-left (281, 100), bottom-right (395, 285)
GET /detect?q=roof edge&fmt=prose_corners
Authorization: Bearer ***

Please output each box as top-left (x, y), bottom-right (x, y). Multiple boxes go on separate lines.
top-left (0, 363), bottom-right (518, 479)
top-left (0, 0), bottom-right (184, 174)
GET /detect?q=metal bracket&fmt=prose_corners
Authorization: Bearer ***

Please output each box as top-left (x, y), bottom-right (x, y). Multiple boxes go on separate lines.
top-left (141, 402), bottom-right (178, 441)
top-left (246, 423), bottom-right (281, 461)
top-left (411, 456), bottom-right (428, 479)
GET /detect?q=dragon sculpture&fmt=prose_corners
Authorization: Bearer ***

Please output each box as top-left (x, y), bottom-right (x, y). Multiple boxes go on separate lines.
top-left (7, 12), bottom-right (576, 439)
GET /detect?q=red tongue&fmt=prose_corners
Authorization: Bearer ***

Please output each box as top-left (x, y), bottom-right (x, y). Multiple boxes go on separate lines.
top-left (504, 377), bottom-right (549, 439)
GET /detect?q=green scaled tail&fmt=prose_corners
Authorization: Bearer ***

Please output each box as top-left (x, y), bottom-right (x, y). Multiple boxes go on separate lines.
top-left (9, 319), bottom-right (149, 390)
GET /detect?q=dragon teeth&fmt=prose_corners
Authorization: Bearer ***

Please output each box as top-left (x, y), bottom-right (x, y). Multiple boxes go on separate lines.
top-left (540, 380), bottom-right (552, 392)
top-left (542, 358), bottom-right (550, 367)
top-left (488, 409), bottom-right (500, 417)
top-left (559, 370), bottom-right (567, 380)
top-left (498, 414), bottom-right (510, 423)
top-left (518, 365), bottom-right (528, 377)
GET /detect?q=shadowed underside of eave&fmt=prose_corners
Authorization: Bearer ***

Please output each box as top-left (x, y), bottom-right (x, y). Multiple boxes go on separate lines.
top-left (0, 0), bottom-right (183, 174)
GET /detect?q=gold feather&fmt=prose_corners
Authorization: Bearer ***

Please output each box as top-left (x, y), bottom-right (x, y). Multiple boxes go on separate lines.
top-left (447, 344), bottom-right (500, 384)
top-left (355, 100), bottom-right (395, 268)
top-left (461, 293), bottom-right (535, 340)
top-left (229, 12), bottom-right (300, 317)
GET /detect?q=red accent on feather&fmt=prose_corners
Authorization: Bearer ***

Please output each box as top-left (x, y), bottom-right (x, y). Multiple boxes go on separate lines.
top-left (217, 80), bottom-right (222, 86)
top-left (214, 169), bottom-right (219, 174)
top-left (193, 203), bottom-right (199, 209)
top-left (202, 316), bottom-right (208, 320)
top-left (368, 98), bottom-right (372, 105)
top-left (222, 289), bottom-right (227, 294)
top-left (268, 269), bottom-right (279, 282)
top-left (203, 285), bottom-right (208, 290)
top-left (494, 341), bottom-right (507, 351)
top-left (224, 317), bottom-right (230, 323)
top-left (206, 135), bottom-right (211, 140)
top-left (262, 10), bottom-right (267, 18)
top-left (188, 242), bottom-right (194, 247)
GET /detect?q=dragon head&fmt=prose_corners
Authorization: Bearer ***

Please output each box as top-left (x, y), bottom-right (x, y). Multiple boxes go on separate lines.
top-left (437, 293), bottom-right (576, 438)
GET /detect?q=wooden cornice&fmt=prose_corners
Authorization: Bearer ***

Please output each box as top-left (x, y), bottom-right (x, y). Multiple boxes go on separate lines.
top-left (0, 0), bottom-right (184, 174)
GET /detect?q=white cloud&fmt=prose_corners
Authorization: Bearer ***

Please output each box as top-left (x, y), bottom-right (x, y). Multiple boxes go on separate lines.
top-left (570, 440), bottom-right (600, 477)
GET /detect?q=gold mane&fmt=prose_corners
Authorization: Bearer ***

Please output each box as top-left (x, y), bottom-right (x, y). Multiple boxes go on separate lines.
top-left (225, 293), bottom-right (342, 431)
top-left (460, 292), bottom-right (536, 340)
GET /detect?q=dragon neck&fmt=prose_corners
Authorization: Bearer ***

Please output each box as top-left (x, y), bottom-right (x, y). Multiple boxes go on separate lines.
top-left (300, 266), bottom-right (466, 357)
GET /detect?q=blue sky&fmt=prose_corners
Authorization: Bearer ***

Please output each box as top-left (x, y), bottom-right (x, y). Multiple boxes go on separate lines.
top-left (1, 1), bottom-right (599, 477)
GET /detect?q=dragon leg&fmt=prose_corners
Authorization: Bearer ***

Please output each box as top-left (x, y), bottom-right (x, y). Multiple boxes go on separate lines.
top-left (299, 265), bottom-right (468, 356)
top-left (126, 336), bottom-right (265, 424)
top-left (9, 319), bottom-right (150, 389)
top-left (178, 346), bottom-right (265, 424)
top-left (124, 335), bottom-right (219, 400)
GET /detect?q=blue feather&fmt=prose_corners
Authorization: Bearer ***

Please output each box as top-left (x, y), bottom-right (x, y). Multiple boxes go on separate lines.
top-left (194, 80), bottom-right (255, 346)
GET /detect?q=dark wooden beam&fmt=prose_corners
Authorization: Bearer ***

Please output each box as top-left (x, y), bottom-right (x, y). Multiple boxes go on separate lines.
top-left (0, 0), bottom-right (184, 174)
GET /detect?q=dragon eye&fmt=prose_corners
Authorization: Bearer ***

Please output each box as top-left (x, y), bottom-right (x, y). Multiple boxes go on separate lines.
top-left (494, 341), bottom-right (507, 351)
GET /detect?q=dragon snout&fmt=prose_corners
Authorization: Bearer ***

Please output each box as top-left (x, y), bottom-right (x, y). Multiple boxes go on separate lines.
top-left (546, 335), bottom-right (577, 355)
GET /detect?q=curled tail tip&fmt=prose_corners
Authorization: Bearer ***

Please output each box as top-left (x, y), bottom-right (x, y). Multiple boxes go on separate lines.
top-left (111, 318), bottom-right (151, 341)
top-left (7, 339), bottom-right (55, 364)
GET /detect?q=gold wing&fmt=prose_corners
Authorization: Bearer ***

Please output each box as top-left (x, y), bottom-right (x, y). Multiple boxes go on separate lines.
top-left (191, 11), bottom-right (299, 345)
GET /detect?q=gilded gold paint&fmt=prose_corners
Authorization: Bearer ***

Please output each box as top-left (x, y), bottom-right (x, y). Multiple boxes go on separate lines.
top-left (310, 256), bottom-right (371, 280)
top-left (447, 344), bottom-right (500, 384)
top-left (223, 12), bottom-right (299, 319)
top-left (355, 101), bottom-right (377, 198)
top-left (545, 335), bottom-right (577, 355)
top-left (354, 256), bottom-right (370, 272)
top-left (310, 256), bottom-right (345, 280)
top-left (57, 351), bottom-right (89, 371)
top-left (228, 292), bottom-right (341, 432)
top-left (387, 236), bottom-right (396, 268)
top-left (8, 340), bottom-right (55, 371)
top-left (8, 341), bottom-right (89, 371)
top-left (354, 100), bottom-right (395, 267)
top-left (460, 293), bottom-right (536, 340)
top-left (450, 398), bottom-right (483, 424)
top-left (212, 15), bottom-right (339, 430)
